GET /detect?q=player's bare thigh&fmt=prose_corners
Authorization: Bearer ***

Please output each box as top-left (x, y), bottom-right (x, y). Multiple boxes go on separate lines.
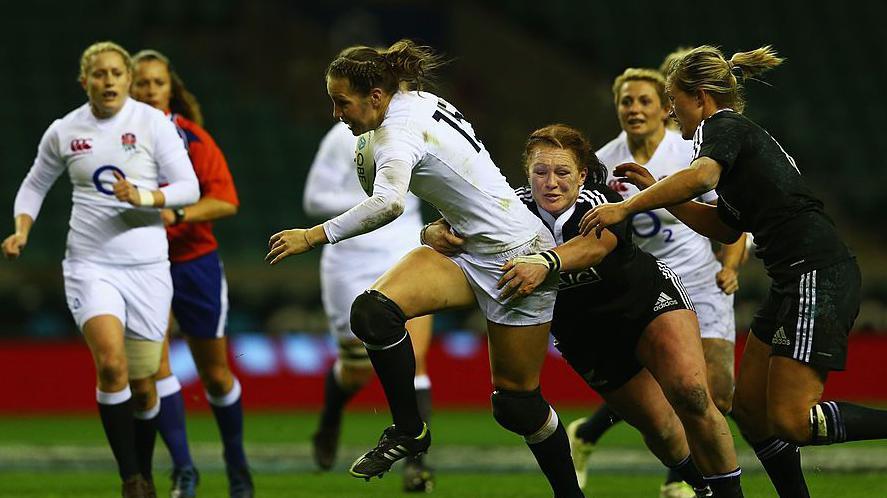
top-left (702, 338), bottom-right (735, 414)
top-left (487, 320), bottom-right (551, 391)
top-left (370, 246), bottom-right (476, 318)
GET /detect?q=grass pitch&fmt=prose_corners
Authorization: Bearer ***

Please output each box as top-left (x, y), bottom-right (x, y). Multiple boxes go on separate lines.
top-left (1, 409), bottom-right (885, 497)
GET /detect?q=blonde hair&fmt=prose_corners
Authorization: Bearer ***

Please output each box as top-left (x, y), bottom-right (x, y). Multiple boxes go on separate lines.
top-left (665, 45), bottom-right (784, 113)
top-left (326, 39), bottom-right (447, 95)
top-left (79, 41), bottom-right (131, 81)
top-left (611, 68), bottom-right (667, 108)
top-left (132, 49), bottom-right (205, 127)
top-left (659, 46), bottom-right (693, 76)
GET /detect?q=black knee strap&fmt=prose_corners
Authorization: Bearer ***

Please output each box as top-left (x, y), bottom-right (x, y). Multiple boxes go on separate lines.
top-left (491, 387), bottom-right (551, 436)
top-left (350, 290), bottom-right (407, 349)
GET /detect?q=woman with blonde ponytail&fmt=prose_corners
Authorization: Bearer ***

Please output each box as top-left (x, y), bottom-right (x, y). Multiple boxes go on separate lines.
top-left (581, 45), bottom-right (887, 497)
top-left (266, 40), bottom-right (584, 497)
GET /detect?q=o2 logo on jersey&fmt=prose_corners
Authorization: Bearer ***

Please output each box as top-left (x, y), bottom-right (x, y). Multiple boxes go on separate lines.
top-left (630, 211), bottom-right (674, 243)
top-left (92, 165), bottom-right (125, 195)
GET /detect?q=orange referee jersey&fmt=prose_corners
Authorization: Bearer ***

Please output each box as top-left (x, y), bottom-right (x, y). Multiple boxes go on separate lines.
top-left (166, 114), bottom-right (239, 263)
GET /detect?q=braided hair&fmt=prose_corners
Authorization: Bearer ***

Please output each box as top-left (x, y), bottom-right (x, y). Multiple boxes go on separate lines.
top-left (326, 39), bottom-right (447, 95)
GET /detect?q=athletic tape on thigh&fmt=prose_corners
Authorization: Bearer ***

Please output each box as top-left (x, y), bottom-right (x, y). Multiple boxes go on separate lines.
top-left (124, 337), bottom-right (163, 379)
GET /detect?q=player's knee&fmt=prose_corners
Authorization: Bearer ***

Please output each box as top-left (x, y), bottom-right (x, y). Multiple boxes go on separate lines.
top-left (768, 403), bottom-right (811, 445)
top-left (667, 381), bottom-right (711, 418)
top-left (198, 364), bottom-right (232, 395)
top-left (95, 355), bottom-right (128, 386)
top-left (491, 387), bottom-right (551, 437)
top-left (350, 290), bottom-right (407, 348)
top-left (340, 363), bottom-right (374, 389)
top-left (711, 390), bottom-right (734, 415)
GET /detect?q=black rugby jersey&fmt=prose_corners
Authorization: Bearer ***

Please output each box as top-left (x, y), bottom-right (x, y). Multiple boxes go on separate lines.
top-left (694, 110), bottom-right (851, 280)
top-left (516, 184), bottom-right (661, 319)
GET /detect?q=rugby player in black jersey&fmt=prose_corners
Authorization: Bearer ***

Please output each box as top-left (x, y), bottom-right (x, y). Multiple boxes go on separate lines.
top-left (581, 45), bottom-right (887, 498)
top-left (425, 124), bottom-right (743, 498)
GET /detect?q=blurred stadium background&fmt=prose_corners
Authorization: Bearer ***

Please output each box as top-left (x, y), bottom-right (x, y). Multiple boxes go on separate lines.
top-left (2, 1), bottom-right (887, 496)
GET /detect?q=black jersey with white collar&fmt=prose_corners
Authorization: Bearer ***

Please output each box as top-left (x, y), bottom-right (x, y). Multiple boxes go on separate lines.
top-left (693, 110), bottom-right (851, 280)
top-left (515, 184), bottom-right (661, 319)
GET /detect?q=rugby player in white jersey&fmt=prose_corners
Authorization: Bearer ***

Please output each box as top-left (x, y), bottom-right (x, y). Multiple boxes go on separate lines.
top-left (568, 68), bottom-right (747, 498)
top-left (303, 120), bottom-right (435, 492)
top-left (2, 41), bottom-right (198, 498)
top-left (267, 40), bottom-right (584, 497)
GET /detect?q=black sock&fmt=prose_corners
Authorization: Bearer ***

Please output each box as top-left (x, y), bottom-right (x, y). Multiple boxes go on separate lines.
top-left (810, 401), bottom-right (887, 445)
top-left (666, 454), bottom-right (707, 490)
top-left (366, 334), bottom-right (423, 436)
top-left (97, 399), bottom-right (140, 479)
top-left (318, 367), bottom-right (359, 432)
top-left (133, 414), bottom-right (157, 480)
top-left (575, 403), bottom-right (622, 444)
top-left (704, 468), bottom-right (743, 498)
top-left (527, 417), bottom-right (584, 498)
top-left (751, 437), bottom-right (809, 498)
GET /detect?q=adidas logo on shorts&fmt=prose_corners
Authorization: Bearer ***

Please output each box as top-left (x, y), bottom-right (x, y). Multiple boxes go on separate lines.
top-left (653, 292), bottom-right (678, 312)
top-left (772, 326), bottom-right (791, 346)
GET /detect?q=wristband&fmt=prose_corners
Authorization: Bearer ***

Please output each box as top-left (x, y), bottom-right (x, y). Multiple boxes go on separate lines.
top-left (172, 208), bottom-right (186, 225)
top-left (510, 249), bottom-right (562, 273)
top-left (136, 188), bottom-right (155, 207)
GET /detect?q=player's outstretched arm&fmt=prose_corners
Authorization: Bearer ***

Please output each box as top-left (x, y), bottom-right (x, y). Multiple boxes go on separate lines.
top-left (2, 214), bottom-right (33, 260)
top-left (580, 158), bottom-right (722, 237)
top-left (497, 229), bottom-right (618, 299)
top-left (265, 225), bottom-right (328, 265)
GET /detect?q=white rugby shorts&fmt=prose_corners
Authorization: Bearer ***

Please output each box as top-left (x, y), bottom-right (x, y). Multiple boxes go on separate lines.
top-left (450, 228), bottom-right (557, 327)
top-left (688, 279), bottom-right (736, 342)
top-left (62, 259), bottom-right (172, 341)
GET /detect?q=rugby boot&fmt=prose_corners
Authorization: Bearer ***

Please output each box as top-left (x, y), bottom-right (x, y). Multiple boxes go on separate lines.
top-left (350, 423), bottom-right (431, 480)
top-left (169, 466), bottom-right (199, 498)
top-left (566, 418), bottom-right (596, 490)
top-left (403, 456), bottom-right (435, 493)
top-left (311, 426), bottom-right (340, 471)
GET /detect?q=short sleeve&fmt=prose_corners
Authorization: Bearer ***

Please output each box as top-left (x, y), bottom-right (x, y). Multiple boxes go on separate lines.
top-left (693, 115), bottom-right (745, 175)
top-left (188, 129), bottom-right (239, 206)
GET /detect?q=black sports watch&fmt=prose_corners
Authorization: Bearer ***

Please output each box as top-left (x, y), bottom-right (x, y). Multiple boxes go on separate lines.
top-left (173, 208), bottom-right (186, 225)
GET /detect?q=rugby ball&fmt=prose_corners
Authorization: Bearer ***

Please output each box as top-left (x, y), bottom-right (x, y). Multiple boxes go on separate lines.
top-left (355, 130), bottom-right (375, 196)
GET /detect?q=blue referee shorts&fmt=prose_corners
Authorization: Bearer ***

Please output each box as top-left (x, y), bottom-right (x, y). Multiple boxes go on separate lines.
top-left (171, 251), bottom-right (228, 339)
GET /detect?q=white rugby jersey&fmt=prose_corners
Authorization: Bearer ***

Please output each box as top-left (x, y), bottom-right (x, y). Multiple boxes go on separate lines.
top-left (596, 129), bottom-right (719, 287)
top-left (323, 91), bottom-right (542, 254)
top-left (304, 121), bottom-right (422, 256)
top-left (14, 98), bottom-right (199, 265)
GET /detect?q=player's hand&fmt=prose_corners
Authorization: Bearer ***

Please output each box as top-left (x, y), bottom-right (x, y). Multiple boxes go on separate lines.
top-left (614, 162), bottom-right (657, 190)
top-left (422, 219), bottom-right (465, 256)
top-left (2, 233), bottom-right (27, 260)
top-left (160, 209), bottom-right (176, 226)
top-left (266, 228), bottom-right (312, 265)
top-left (112, 171), bottom-right (141, 206)
top-left (716, 266), bottom-right (740, 295)
top-left (579, 201), bottom-right (629, 238)
top-left (497, 260), bottom-right (549, 300)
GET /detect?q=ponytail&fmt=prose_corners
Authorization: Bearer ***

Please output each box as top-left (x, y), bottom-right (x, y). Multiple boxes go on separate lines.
top-left (327, 39), bottom-right (447, 95)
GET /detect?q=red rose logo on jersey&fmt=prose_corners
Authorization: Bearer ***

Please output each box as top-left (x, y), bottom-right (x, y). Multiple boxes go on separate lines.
top-left (70, 138), bottom-right (93, 154)
top-left (121, 133), bottom-right (137, 152)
